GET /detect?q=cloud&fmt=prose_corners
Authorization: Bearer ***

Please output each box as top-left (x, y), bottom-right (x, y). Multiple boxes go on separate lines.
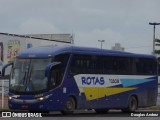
top-left (75, 28), bottom-right (125, 48)
top-left (19, 19), bottom-right (60, 34)
top-left (0, 0), bottom-right (160, 54)
top-left (75, 28), bottom-right (153, 54)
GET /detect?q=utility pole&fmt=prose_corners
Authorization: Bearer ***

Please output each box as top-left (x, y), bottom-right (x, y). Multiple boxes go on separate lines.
top-left (149, 22), bottom-right (160, 54)
top-left (98, 40), bottom-right (105, 49)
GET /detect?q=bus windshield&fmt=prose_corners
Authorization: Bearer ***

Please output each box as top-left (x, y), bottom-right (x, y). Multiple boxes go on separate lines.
top-left (10, 58), bottom-right (52, 93)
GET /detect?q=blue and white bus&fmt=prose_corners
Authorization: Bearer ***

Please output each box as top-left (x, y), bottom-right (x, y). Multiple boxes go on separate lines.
top-left (7, 46), bottom-right (158, 114)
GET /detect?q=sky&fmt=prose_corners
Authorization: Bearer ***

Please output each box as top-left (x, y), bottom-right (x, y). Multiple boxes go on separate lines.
top-left (0, 0), bottom-right (160, 54)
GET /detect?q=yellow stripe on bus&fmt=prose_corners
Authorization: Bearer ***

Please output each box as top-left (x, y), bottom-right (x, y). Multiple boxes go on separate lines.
top-left (83, 87), bottom-right (137, 101)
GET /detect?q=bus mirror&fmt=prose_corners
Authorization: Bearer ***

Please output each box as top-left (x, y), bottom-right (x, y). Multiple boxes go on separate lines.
top-left (45, 62), bottom-right (61, 77)
top-left (1, 62), bottom-right (13, 77)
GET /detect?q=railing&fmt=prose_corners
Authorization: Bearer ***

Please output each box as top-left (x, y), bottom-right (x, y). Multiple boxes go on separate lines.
top-left (0, 78), bottom-right (9, 108)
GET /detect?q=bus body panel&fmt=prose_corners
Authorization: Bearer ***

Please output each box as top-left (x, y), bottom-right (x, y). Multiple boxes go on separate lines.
top-left (8, 46), bottom-right (158, 111)
top-left (9, 74), bottom-right (157, 111)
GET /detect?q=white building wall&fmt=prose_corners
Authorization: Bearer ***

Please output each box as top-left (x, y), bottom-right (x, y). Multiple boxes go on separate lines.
top-left (0, 33), bottom-right (73, 75)
top-left (28, 34), bottom-right (73, 43)
top-left (0, 34), bottom-right (27, 75)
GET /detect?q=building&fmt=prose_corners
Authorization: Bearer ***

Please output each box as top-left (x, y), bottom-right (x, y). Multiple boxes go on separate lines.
top-left (0, 32), bottom-right (73, 74)
top-left (111, 43), bottom-right (125, 51)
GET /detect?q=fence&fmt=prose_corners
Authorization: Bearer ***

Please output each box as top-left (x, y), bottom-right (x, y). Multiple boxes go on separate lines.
top-left (0, 78), bottom-right (9, 109)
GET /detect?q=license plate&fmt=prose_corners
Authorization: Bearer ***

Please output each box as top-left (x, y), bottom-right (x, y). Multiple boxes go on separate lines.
top-left (21, 105), bottom-right (28, 109)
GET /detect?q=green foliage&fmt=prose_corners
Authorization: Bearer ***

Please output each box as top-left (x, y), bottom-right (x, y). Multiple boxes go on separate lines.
top-left (155, 50), bottom-right (160, 54)
top-left (155, 39), bottom-right (160, 43)
top-left (155, 39), bottom-right (160, 54)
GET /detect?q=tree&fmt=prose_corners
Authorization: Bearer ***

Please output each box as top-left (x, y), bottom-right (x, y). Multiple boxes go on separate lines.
top-left (154, 39), bottom-right (160, 54)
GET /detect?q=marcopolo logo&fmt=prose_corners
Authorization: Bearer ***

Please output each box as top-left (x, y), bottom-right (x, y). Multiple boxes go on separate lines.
top-left (82, 76), bottom-right (105, 85)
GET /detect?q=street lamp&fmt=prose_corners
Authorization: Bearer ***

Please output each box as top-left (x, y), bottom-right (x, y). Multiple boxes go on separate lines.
top-left (149, 22), bottom-right (160, 54)
top-left (98, 40), bottom-right (105, 49)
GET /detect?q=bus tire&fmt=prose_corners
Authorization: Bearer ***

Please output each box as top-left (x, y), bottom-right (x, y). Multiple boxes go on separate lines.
top-left (122, 96), bottom-right (137, 113)
top-left (61, 97), bottom-right (76, 115)
top-left (95, 109), bottom-right (109, 114)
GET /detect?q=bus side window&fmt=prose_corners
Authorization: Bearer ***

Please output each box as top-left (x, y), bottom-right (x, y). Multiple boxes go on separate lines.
top-left (94, 56), bottom-right (103, 74)
top-left (68, 55), bottom-right (92, 77)
top-left (68, 55), bottom-right (78, 76)
top-left (133, 58), bottom-right (156, 75)
top-left (50, 66), bottom-right (60, 88)
top-left (50, 54), bottom-right (70, 88)
top-left (144, 59), bottom-right (156, 75)
top-left (117, 57), bottom-right (130, 75)
top-left (103, 56), bottom-right (117, 74)
top-left (103, 56), bottom-right (131, 75)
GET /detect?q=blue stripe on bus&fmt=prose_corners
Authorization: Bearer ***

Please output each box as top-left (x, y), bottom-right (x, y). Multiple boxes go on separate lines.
top-left (120, 79), bottom-right (154, 87)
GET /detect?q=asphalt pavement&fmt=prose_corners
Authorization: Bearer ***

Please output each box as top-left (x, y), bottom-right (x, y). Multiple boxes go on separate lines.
top-left (0, 110), bottom-right (160, 120)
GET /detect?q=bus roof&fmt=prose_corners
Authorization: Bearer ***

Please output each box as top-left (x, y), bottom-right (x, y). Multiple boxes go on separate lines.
top-left (17, 45), bottom-right (156, 59)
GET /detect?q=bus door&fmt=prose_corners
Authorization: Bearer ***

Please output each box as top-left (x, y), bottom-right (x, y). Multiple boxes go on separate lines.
top-left (49, 63), bottom-right (63, 101)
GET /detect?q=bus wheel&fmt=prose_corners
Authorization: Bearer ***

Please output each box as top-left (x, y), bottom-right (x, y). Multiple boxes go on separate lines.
top-left (61, 97), bottom-right (76, 115)
top-left (122, 96), bottom-right (137, 113)
top-left (95, 109), bottom-right (109, 114)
